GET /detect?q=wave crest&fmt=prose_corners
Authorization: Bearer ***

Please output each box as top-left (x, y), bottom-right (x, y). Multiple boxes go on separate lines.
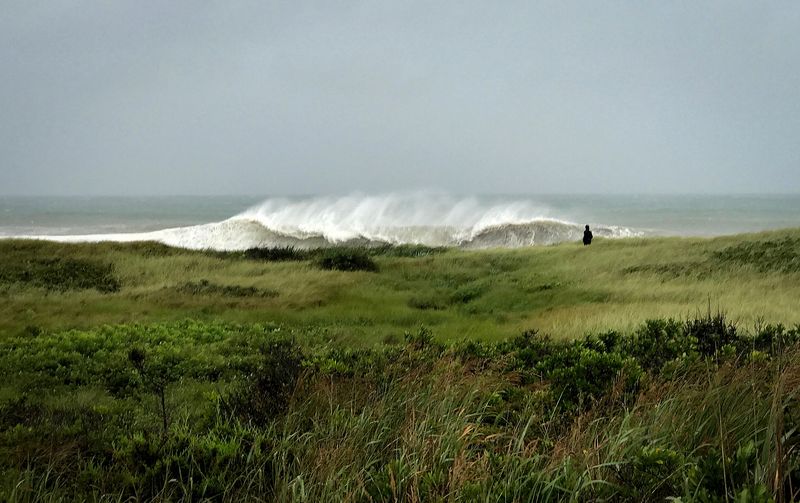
top-left (10, 194), bottom-right (643, 250)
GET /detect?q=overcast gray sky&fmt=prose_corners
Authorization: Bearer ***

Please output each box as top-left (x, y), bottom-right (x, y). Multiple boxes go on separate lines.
top-left (2, 1), bottom-right (799, 196)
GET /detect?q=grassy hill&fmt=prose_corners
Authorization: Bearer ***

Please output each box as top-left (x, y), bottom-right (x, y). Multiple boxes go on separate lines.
top-left (1, 229), bottom-right (799, 342)
top-left (0, 231), bottom-right (799, 501)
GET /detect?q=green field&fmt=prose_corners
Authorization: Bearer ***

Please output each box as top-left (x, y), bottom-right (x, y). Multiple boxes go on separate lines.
top-left (2, 229), bottom-right (800, 342)
top-left (1, 231), bottom-right (799, 501)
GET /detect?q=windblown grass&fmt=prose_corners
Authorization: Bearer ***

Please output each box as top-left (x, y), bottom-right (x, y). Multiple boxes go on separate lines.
top-left (1, 230), bottom-right (799, 499)
top-left (1, 230), bottom-right (800, 341)
top-left (1, 315), bottom-right (799, 501)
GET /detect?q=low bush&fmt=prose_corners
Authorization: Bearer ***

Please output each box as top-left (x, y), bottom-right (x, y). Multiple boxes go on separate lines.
top-left (224, 338), bottom-right (305, 426)
top-left (686, 311), bottom-right (738, 356)
top-left (2, 315), bottom-right (800, 501)
top-left (243, 246), bottom-right (309, 261)
top-left (535, 344), bottom-right (642, 410)
top-left (623, 318), bottom-right (689, 371)
top-left (403, 325), bottom-right (439, 351)
top-left (317, 249), bottom-right (378, 272)
top-left (449, 282), bottom-right (487, 304)
top-left (408, 294), bottom-right (446, 310)
top-left (0, 257), bottom-right (120, 292)
top-left (752, 323), bottom-right (800, 354)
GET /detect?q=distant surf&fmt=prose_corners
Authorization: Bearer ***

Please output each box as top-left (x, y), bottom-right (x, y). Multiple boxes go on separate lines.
top-left (4, 193), bottom-right (642, 251)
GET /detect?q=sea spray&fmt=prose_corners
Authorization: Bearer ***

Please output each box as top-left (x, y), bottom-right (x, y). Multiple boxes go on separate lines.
top-left (7, 193), bottom-right (642, 250)
top-left (236, 193), bottom-right (557, 244)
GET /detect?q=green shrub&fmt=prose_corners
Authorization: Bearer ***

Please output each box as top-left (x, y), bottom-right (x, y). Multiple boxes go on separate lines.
top-left (128, 347), bottom-right (183, 437)
top-left (582, 329), bottom-right (624, 353)
top-left (623, 318), bottom-right (692, 371)
top-left (317, 249), bottom-right (378, 272)
top-left (449, 282), bottom-right (487, 304)
top-left (0, 395), bottom-right (43, 429)
top-left (686, 312), bottom-right (738, 356)
top-left (536, 344), bottom-right (642, 410)
top-left (0, 257), bottom-right (120, 292)
top-left (504, 329), bottom-right (554, 379)
top-left (403, 325), bottom-right (437, 351)
top-left (752, 323), bottom-right (800, 355)
top-left (616, 446), bottom-right (687, 500)
top-left (408, 294), bottom-right (446, 310)
top-left (243, 246), bottom-right (309, 261)
top-left (3, 315), bottom-right (800, 502)
top-left (225, 339), bottom-right (304, 425)
top-left (451, 338), bottom-right (497, 361)
top-left (307, 346), bottom-right (391, 377)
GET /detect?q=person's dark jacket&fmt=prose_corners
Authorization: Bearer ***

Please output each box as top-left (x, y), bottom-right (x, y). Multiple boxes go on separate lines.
top-left (583, 228), bottom-right (593, 245)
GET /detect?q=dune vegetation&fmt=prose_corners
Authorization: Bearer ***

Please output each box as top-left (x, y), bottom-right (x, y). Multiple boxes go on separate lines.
top-left (1, 229), bottom-right (799, 342)
top-left (1, 230), bottom-right (799, 501)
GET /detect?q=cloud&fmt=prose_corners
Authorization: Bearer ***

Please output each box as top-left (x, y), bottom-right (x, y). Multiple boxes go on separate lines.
top-left (1, 2), bottom-right (799, 195)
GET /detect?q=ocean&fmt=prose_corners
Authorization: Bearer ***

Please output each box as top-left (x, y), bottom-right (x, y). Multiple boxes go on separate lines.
top-left (1, 193), bottom-right (799, 250)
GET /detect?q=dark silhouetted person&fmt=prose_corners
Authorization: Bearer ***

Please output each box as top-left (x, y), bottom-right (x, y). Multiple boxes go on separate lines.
top-left (583, 225), bottom-right (593, 246)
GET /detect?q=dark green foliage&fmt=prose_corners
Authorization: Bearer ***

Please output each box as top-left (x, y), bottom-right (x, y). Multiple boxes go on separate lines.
top-left (2, 315), bottom-right (800, 501)
top-left (176, 279), bottom-right (278, 298)
top-left (0, 320), bottom-right (273, 389)
top-left (450, 338), bottom-right (497, 361)
top-left (536, 344), bottom-right (642, 410)
top-left (582, 329), bottom-right (623, 353)
top-left (408, 294), bottom-right (446, 310)
top-left (239, 244), bottom-right (444, 263)
top-left (317, 249), bottom-right (378, 272)
top-left (0, 257), bottom-right (120, 292)
top-left (22, 325), bottom-right (42, 337)
top-left (752, 323), bottom-right (800, 354)
top-left (687, 442), bottom-right (777, 502)
top-left (623, 318), bottom-right (690, 371)
top-left (403, 325), bottom-right (438, 351)
top-left (307, 346), bottom-right (392, 377)
top-left (225, 339), bottom-right (304, 426)
top-left (243, 246), bottom-right (309, 261)
top-left (0, 395), bottom-right (42, 429)
top-left (449, 282), bottom-right (487, 304)
top-left (505, 329), bottom-right (554, 376)
top-left (686, 311), bottom-right (738, 356)
top-left (128, 347), bottom-right (181, 437)
top-left (364, 459), bottom-right (414, 501)
top-left (110, 427), bottom-right (275, 501)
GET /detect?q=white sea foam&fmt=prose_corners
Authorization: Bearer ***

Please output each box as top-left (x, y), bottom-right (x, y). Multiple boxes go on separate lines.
top-left (8, 193), bottom-right (643, 250)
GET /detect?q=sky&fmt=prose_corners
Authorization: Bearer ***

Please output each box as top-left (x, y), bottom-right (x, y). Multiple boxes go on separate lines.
top-left (1, 1), bottom-right (799, 196)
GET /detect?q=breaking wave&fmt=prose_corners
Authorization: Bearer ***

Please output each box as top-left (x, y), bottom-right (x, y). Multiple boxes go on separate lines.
top-left (12, 193), bottom-right (642, 250)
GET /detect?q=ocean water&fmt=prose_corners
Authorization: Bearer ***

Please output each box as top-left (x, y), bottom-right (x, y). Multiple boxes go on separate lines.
top-left (1, 194), bottom-right (799, 251)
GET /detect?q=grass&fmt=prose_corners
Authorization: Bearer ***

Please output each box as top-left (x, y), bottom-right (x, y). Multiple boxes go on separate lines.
top-left (175, 279), bottom-right (279, 298)
top-left (2, 230), bottom-right (800, 341)
top-left (0, 315), bottom-right (799, 501)
top-left (0, 255), bottom-right (119, 293)
top-left (1, 230), bottom-right (799, 500)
